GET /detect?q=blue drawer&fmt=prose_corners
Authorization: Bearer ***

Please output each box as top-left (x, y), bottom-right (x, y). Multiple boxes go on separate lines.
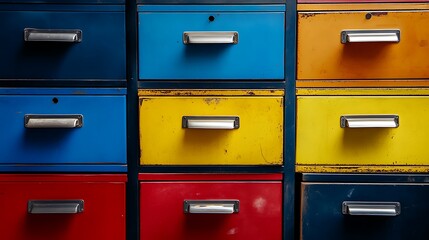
top-left (0, 6), bottom-right (125, 81)
top-left (301, 182), bottom-right (429, 240)
top-left (138, 5), bottom-right (285, 80)
top-left (0, 94), bottom-right (126, 168)
top-left (0, 0), bottom-right (124, 3)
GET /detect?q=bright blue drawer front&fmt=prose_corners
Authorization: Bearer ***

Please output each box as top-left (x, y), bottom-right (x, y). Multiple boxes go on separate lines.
top-left (0, 9), bottom-right (125, 80)
top-left (138, 9), bottom-right (284, 80)
top-left (0, 95), bottom-right (126, 166)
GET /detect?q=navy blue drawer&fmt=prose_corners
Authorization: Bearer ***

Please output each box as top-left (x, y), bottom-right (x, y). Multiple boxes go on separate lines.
top-left (138, 5), bottom-right (285, 80)
top-left (0, 0), bottom-right (124, 3)
top-left (0, 94), bottom-right (126, 168)
top-left (0, 6), bottom-right (125, 81)
top-left (301, 182), bottom-right (429, 240)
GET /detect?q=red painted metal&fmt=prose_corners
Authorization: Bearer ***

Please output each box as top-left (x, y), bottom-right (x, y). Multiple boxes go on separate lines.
top-left (140, 179), bottom-right (282, 240)
top-left (138, 173), bottom-right (283, 181)
top-left (0, 174), bottom-right (127, 182)
top-left (0, 177), bottom-right (126, 240)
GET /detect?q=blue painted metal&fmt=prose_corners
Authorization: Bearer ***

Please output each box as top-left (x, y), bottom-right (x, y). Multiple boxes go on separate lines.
top-left (0, 95), bottom-right (126, 169)
top-left (0, 165), bottom-right (127, 172)
top-left (138, 0), bottom-right (285, 4)
top-left (0, 88), bottom-right (126, 95)
top-left (303, 173), bottom-right (429, 183)
top-left (138, 4), bottom-right (286, 11)
top-left (0, 8), bottom-right (125, 81)
top-left (138, 7), bottom-right (284, 80)
top-left (301, 182), bottom-right (429, 240)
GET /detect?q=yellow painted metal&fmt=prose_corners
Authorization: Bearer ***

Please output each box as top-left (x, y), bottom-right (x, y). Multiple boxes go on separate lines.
top-left (296, 165), bottom-right (429, 173)
top-left (297, 10), bottom-right (429, 83)
top-left (297, 96), bottom-right (429, 169)
top-left (138, 89), bottom-right (284, 96)
top-left (298, 3), bottom-right (429, 11)
top-left (139, 95), bottom-right (284, 165)
top-left (297, 88), bottom-right (429, 96)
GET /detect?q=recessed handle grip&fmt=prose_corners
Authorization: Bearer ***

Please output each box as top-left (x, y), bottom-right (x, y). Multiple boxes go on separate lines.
top-left (28, 200), bottom-right (84, 214)
top-left (182, 116), bottom-right (239, 129)
top-left (183, 31), bottom-right (238, 44)
top-left (24, 28), bottom-right (82, 42)
top-left (184, 200), bottom-right (239, 214)
top-left (340, 115), bottom-right (399, 128)
top-left (341, 30), bottom-right (400, 43)
top-left (342, 201), bottom-right (400, 216)
top-left (25, 114), bottom-right (83, 128)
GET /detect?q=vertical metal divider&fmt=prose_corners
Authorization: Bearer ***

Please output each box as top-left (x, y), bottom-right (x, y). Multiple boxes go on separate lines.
top-left (284, 0), bottom-right (297, 239)
top-left (126, 0), bottom-right (140, 239)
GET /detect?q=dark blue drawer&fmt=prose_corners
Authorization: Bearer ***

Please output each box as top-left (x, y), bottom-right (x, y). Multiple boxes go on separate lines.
top-left (0, 6), bottom-right (125, 81)
top-left (301, 182), bottom-right (429, 240)
top-left (0, 94), bottom-right (126, 168)
top-left (138, 5), bottom-right (285, 80)
top-left (0, 0), bottom-right (124, 3)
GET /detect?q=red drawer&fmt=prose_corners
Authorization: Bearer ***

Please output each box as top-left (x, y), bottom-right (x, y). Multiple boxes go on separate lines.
top-left (139, 174), bottom-right (282, 240)
top-left (0, 174), bottom-right (126, 240)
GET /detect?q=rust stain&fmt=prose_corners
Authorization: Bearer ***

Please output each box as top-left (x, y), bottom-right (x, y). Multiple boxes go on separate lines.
top-left (204, 98), bottom-right (221, 105)
top-left (300, 13), bottom-right (316, 19)
top-left (246, 91), bottom-right (256, 96)
top-left (370, 12), bottom-right (388, 17)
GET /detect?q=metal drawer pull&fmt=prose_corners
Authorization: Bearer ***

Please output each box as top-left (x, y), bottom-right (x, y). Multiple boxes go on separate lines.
top-left (184, 200), bottom-right (239, 214)
top-left (182, 116), bottom-right (239, 129)
top-left (28, 200), bottom-right (84, 214)
top-left (341, 30), bottom-right (400, 43)
top-left (340, 115), bottom-right (399, 128)
top-left (183, 31), bottom-right (238, 44)
top-left (24, 28), bottom-right (82, 42)
top-left (25, 114), bottom-right (83, 128)
top-left (342, 201), bottom-right (400, 216)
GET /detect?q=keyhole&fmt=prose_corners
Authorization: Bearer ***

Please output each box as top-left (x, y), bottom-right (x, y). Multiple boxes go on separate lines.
top-left (365, 13), bottom-right (372, 19)
top-left (52, 97), bottom-right (59, 104)
top-left (208, 16), bottom-right (215, 22)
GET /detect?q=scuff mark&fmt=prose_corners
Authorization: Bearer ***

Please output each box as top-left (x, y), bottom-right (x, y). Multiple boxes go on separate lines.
top-left (204, 98), bottom-right (221, 105)
top-left (227, 228), bottom-right (237, 235)
top-left (347, 188), bottom-right (355, 198)
top-left (253, 197), bottom-right (267, 213)
top-left (300, 13), bottom-right (316, 19)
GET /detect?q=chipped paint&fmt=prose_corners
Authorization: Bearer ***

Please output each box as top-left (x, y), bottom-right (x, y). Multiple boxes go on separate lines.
top-left (296, 165), bottom-right (429, 173)
top-left (300, 13), bottom-right (316, 18)
top-left (370, 12), bottom-right (388, 17)
top-left (203, 98), bottom-right (221, 105)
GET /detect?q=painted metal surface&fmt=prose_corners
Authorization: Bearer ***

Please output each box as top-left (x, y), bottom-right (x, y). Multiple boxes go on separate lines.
top-left (297, 96), bottom-right (429, 171)
top-left (301, 182), bottom-right (429, 240)
top-left (296, 87), bottom-right (429, 96)
top-left (302, 173), bottom-right (429, 183)
top-left (0, 8), bottom-right (125, 80)
top-left (139, 173), bottom-right (283, 181)
top-left (0, 95), bottom-right (126, 169)
top-left (0, 0), bottom-right (124, 3)
top-left (140, 176), bottom-right (282, 240)
top-left (138, 6), bottom-right (284, 80)
top-left (0, 174), bottom-right (126, 240)
top-left (298, 3), bottom-right (429, 11)
top-left (139, 93), bottom-right (283, 165)
top-left (297, 10), bottom-right (429, 86)
top-left (299, 0), bottom-right (428, 3)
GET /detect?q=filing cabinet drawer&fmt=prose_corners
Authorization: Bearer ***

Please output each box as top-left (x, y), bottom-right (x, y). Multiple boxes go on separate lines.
top-left (296, 96), bottom-right (429, 170)
top-left (301, 182), bottom-right (429, 240)
top-left (138, 5), bottom-right (284, 80)
top-left (140, 174), bottom-right (282, 240)
top-left (139, 90), bottom-right (283, 165)
top-left (0, 94), bottom-right (126, 167)
top-left (0, 174), bottom-right (126, 240)
top-left (297, 10), bottom-right (429, 85)
top-left (0, 7), bottom-right (125, 80)
top-left (0, 0), bottom-right (124, 3)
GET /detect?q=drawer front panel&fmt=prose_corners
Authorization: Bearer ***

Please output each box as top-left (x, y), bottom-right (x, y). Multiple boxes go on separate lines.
top-left (0, 10), bottom-right (125, 80)
top-left (139, 95), bottom-right (283, 165)
top-left (297, 96), bottom-right (429, 167)
top-left (138, 10), bottom-right (284, 80)
top-left (140, 180), bottom-right (282, 240)
top-left (0, 178), bottom-right (126, 240)
top-left (0, 95), bottom-right (126, 165)
top-left (0, 0), bottom-right (124, 3)
top-left (301, 182), bottom-right (429, 240)
top-left (297, 10), bottom-right (429, 81)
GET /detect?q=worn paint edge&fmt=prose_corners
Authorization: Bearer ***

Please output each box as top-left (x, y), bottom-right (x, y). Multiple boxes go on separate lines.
top-left (296, 165), bottom-right (429, 173)
top-left (296, 88), bottom-right (429, 96)
top-left (138, 89), bottom-right (285, 96)
top-left (297, 3), bottom-right (429, 11)
top-left (296, 80), bottom-right (429, 88)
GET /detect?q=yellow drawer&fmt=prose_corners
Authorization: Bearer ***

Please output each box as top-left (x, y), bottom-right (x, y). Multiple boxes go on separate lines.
top-left (139, 90), bottom-right (283, 165)
top-left (297, 9), bottom-right (429, 86)
top-left (297, 96), bottom-right (429, 172)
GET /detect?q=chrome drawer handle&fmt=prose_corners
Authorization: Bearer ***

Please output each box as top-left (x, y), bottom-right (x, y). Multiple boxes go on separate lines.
top-left (25, 114), bottom-right (83, 128)
top-left (183, 31), bottom-right (238, 44)
top-left (182, 116), bottom-right (239, 129)
top-left (342, 201), bottom-right (400, 216)
top-left (184, 200), bottom-right (239, 214)
top-left (341, 30), bottom-right (400, 43)
top-left (24, 28), bottom-right (82, 42)
top-left (340, 115), bottom-right (399, 128)
top-left (28, 200), bottom-right (84, 214)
